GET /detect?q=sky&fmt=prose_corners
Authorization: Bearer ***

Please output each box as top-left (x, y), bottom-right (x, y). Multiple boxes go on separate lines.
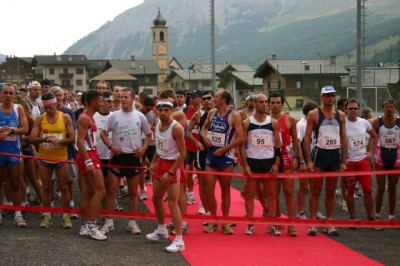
top-left (2, 0), bottom-right (144, 57)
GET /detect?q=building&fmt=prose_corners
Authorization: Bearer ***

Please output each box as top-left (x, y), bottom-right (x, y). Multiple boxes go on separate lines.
top-left (31, 55), bottom-right (90, 91)
top-left (254, 55), bottom-right (348, 109)
top-left (0, 56), bottom-right (33, 87)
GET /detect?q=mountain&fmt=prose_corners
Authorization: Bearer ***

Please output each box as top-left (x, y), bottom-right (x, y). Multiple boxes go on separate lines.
top-left (0, 54), bottom-right (5, 63)
top-left (64, 0), bottom-right (400, 68)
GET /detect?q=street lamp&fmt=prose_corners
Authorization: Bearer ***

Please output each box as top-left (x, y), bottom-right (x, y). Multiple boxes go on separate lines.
top-left (140, 65), bottom-right (146, 91)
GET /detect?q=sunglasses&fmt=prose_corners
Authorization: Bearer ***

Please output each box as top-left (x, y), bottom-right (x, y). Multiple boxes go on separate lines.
top-left (202, 96), bottom-right (212, 101)
top-left (323, 93), bottom-right (335, 98)
top-left (189, 95), bottom-right (198, 99)
top-left (346, 107), bottom-right (359, 111)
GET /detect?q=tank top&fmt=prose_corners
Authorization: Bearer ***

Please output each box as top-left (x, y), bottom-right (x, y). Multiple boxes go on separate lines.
top-left (278, 113), bottom-right (293, 155)
top-left (0, 104), bottom-right (20, 154)
top-left (246, 116), bottom-right (274, 159)
top-left (208, 109), bottom-right (235, 159)
top-left (198, 109), bottom-right (207, 146)
top-left (377, 116), bottom-right (400, 149)
top-left (156, 120), bottom-right (179, 160)
top-left (81, 111), bottom-right (97, 151)
top-left (39, 111), bottom-right (67, 162)
top-left (185, 105), bottom-right (201, 152)
top-left (314, 108), bottom-right (341, 150)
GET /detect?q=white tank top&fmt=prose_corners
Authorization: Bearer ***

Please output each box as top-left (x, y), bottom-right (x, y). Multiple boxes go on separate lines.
top-left (246, 116), bottom-right (275, 159)
top-left (156, 120), bottom-right (180, 160)
top-left (377, 116), bottom-right (400, 149)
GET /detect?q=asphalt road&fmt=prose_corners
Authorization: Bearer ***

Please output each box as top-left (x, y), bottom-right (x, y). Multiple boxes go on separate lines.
top-left (0, 170), bottom-right (399, 266)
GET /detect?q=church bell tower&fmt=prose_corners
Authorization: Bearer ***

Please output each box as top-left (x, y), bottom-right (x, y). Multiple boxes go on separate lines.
top-left (151, 8), bottom-right (168, 91)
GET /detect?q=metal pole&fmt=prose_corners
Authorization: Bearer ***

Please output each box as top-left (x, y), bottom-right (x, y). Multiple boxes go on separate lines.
top-left (356, 0), bottom-right (363, 105)
top-left (144, 66), bottom-right (146, 90)
top-left (211, 0), bottom-right (216, 94)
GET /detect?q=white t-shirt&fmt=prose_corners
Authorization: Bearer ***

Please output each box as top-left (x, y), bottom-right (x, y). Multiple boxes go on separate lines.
top-left (104, 109), bottom-right (152, 155)
top-left (93, 111), bottom-right (112, 160)
top-left (346, 117), bottom-right (372, 162)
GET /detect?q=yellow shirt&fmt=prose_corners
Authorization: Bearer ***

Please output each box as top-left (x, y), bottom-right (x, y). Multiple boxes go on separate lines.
top-left (38, 112), bottom-right (67, 163)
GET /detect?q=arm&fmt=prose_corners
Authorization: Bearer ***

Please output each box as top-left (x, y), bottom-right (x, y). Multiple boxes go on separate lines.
top-left (366, 128), bottom-right (378, 160)
top-left (288, 115), bottom-right (299, 169)
top-left (303, 110), bottom-right (317, 171)
top-left (134, 116), bottom-right (152, 158)
top-left (239, 119), bottom-right (251, 177)
top-left (76, 115), bottom-right (96, 177)
top-left (339, 112), bottom-right (348, 171)
top-left (186, 111), bottom-right (204, 151)
top-left (15, 105), bottom-right (28, 136)
top-left (200, 109), bottom-right (215, 148)
top-left (29, 116), bottom-right (47, 144)
top-left (213, 111), bottom-right (245, 157)
top-left (270, 118), bottom-right (281, 177)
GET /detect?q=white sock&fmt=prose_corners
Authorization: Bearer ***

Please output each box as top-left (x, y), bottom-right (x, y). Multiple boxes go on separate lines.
top-left (63, 213), bottom-right (68, 218)
top-left (182, 221), bottom-right (187, 227)
top-left (15, 211), bottom-right (22, 216)
top-left (21, 202), bottom-right (26, 207)
top-left (375, 213), bottom-right (380, 218)
top-left (158, 224), bottom-right (167, 231)
top-left (175, 235), bottom-right (183, 242)
top-left (389, 215), bottom-right (396, 220)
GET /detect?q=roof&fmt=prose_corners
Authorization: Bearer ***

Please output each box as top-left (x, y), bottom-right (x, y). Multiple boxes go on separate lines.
top-left (254, 59), bottom-right (348, 77)
top-left (218, 71), bottom-right (262, 88)
top-left (341, 66), bottom-right (400, 87)
top-left (32, 55), bottom-right (90, 66)
top-left (164, 69), bottom-right (219, 83)
top-left (90, 67), bottom-right (137, 81)
top-left (193, 63), bottom-right (253, 73)
top-left (106, 60), bottom-right (163, 75)
top-left (19, 57), bottom-right (33, 64)
top-left (87, 60), bottom-right (108, 69)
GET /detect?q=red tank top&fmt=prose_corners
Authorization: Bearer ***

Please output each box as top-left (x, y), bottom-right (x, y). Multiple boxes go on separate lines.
top-left (185, 105), bottom-right (201, 152)
top-left (278, 113), bottom-right (292, 155)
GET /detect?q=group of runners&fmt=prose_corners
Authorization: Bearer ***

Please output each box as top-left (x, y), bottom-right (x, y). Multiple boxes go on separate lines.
top-left (0, 80), bottom-right (399, 253)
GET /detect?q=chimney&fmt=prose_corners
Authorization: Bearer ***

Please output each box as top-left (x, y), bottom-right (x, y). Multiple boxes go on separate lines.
top-left (223, 58), bottom-right (228, 65)
top-left (330, 56), bottom-right (336, 64)
top-left (131, 55), bottom-right (136, 69)
top-left (272, 54), bottom-right (277, 60)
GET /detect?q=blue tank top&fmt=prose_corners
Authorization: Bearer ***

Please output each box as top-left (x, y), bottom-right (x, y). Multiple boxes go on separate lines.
top-left (314, 108), bottom-right (341, 150)
top-left (0, 104), bottom-right (21, 154)
top-left (208, 109), bottom-right (235, 158)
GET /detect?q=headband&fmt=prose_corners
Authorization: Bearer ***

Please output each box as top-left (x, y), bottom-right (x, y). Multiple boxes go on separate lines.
top-left (156, 101), bottom-right (173, 109)
top-left (381, 99), bottom-right (397, 107)
top-left (42, 98), bottom-right (57, 105)
top-left (104, 95), bottom-right (114, 101)
top-left (246, 95), bottom-right (255, 101)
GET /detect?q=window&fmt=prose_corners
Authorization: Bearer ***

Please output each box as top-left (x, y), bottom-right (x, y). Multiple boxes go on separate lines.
top-left (331, 80), bottom-right (335, 86)
top-left (143, 89), bottom-right (153, 95)
top-left (296, 81), bottom-right (302, 89)
top-left (63, 68), bottom-right (68, 74)
top-left (76, 79), bottom-right (83, 86)
top-left (314, 81), bottom-right (320, 89)
top-left (160, 32), bottom-right (164, 41)
top-left (267, 81), bottom-right (271, 89)
top-left (145, 76), bottom-right (149, 83)
top-left (76, 68), bottom-right (84, 75)
top-left (202, 80), bottom-right (211, 87)
top-left (62, 80), bottom-right (70, 87)
top-left (278, 81), bottom-right (281, 89)
top-left (49, 68), bottom-right (54, 75)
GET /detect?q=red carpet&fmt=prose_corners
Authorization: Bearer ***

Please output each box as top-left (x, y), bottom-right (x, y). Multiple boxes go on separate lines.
top-left (142, 183), bottom-right (382, 266)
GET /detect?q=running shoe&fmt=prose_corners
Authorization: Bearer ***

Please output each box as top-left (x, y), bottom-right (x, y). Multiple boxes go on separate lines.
top-left (307, 226), bottom-right (318, 236)
top-left (287, 226), bottom-right (298, 237)
top-left (79, 224), bottom-right (88, 236)
top-left (55, 189), bottom-right (61, 200)
top-left (245, 224), bottom-right (255, 235)
top-left (40, 215), bottom-right (52, 228)
top-left (186, 192), bottom-right (195, 205)
top-left (203, 223), bottom-right (218, 233)
top-left (88, 227), bottom-right (107, 241)
top-left (118, 186), bottom-right (129, 199)
top-left (165, 240), bottom-right (185, 253)
top-left (2, 210), bottom-right (14, 218)
top-left (297, 212), bottom-right (307, 219)
top-left (99, 219), bottom-right (115, 233)
top-left (62, 215), bottom-right (73, 229)
top-left (262, 210), bottom-right (269, 218)
top-left (322, 227), bottom-right (339, 236)
top-left (146, 228), bottom-right (169, 241)
top-left (198, 202), bottom-right (206, 215)
top-left (166, 221), bottom-right (174, 231)
top-left (372, 215), bottom-right (383, 231)
top-left (14, 215), bottom-right (27, 227)
top-left (139, 190), bottom-right (147, 201)
top-left (28, 193), bottom-right (38, 202)
top-left (267, 225), bottom-right (281, 236)
top-left (171, 223), bottom-right (189, 235)
top-left (114, 201), bottom-right (124, 212)
top-left (316, 212), bottom-right (327, 220)
top-left (127, 220), bottom-right (141, 234)
top-left (342, 201), bottom-right (349, 212)
top-left (222, 224), bottom-right (234, 235)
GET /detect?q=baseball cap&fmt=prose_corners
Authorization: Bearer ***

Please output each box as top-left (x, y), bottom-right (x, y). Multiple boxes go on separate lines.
top-left (320, 86), bottom-right (336, 95)
top-left (189, 89), bottom-right (203, 97)
top-left (27, 80), bottom-right (41, 89)
top-left (202, 91), bottom-right (214, 97)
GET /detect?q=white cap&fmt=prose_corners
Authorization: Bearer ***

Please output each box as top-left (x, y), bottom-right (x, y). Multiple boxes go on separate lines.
top-left (27, 81), bottom-right (41, 89)
top-left (320, 86), bottom-right (336, 95)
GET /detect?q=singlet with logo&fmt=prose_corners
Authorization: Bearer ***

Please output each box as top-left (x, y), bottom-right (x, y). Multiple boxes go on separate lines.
top-left (185, 105), bottom-right (201, 152)
top-left (346, 117), bottom-right (372, 162)
top-left (39, 112), bottom-right (67, 163)
top-left (208, 109), bottom-right (235, 159)
top-left (314, 108), bottom-right (341, 150)
top-left (0, 104), bottom-right (21, 154)
top-left (25, 97), bottom-right (41, 119)
top-left (278, 113), bottom-right (293, 155)
top-left (246, 116), bottom-right (274, 159)
top-left (156, 120), bottom-right (180, 160)
top-left (76, 111), bottom-right (98, 152)
top-left (376, 116), bottom-right (400, 149)
top-left (93, 111), bottom-right (112, 160)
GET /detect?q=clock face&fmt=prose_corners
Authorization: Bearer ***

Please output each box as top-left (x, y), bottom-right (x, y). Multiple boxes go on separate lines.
top-left (158, 44), bottom-right (166, 55)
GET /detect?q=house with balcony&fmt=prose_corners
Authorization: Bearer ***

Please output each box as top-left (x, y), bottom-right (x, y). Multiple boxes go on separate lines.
top-left (0, 56), bottom-right (33, 87)
top-left (31, 55), bottom-right (90, 91)
top-left (254, 55), bottom-right (348, 109)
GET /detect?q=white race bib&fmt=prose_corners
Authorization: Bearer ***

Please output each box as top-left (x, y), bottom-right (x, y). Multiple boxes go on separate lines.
top-left (380, 134), bottom-right (399, 148)
top-left (251, 134), bottom-right (271, 148)
top-left (208, 131), bottom-right (225, 147)
top-left (43, 133), bottom-right (62, 148)
top-left (349, 136), bottom-right (366, 151)
top-left (322, 135), bottom-right (340, 149)
top-left (156, 134), bottom-right (169, 152)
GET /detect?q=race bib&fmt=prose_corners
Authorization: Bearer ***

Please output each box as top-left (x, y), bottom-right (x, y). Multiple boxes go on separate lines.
top-left (349, 136), bottom-right (366, 151)
top-left (4, 127), bottom-right (17, 141)
top-left (208, 131), bottom-right (225, 147)
top-left (43, 133), bottom-right (62, 148)
top-left (380, 134), bottom-right (399, 148)
top-left (251, 134), bottom-right (271, 148)
top-left (156, 134), bottom-right (169, 152)
top-left (322, 135), bottom-right (340, 149)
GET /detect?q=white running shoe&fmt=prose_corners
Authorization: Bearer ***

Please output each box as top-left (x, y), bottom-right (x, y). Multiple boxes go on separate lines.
top-left (316, 212), bottom-right (327, 220)
top-left (198, 202), bottom-right (206, 215)
top-left (127, 220), bottom-right (141, 234)
top-left (79, 224), bottom-right (89, 236)
top-left (99, 219), bottom-right (115, 233)
top-left (165, 240), bottom-right (185, 252)
top-left (14, 215), bottom-right (27, 227)
top-left (146, 228), bottom-right (169, 241)
top-left (88, 227), bottom-right (107, 240)
top-left (139, 190), bottom-right (147, 201)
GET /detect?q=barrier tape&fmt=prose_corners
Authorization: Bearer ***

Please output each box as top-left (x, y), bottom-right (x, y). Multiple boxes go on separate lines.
top-left (1, 204), bottom-right (399, 228)
top-left (3, 152), bottom-right (400, 179)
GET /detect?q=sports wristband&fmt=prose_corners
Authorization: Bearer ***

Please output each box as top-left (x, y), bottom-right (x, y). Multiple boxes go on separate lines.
top-left (85, 159), bottom-right (93, 167)
top-left (108, 144), bottom-right (112, 150)
top-left (300, 161), bottom-right (305, 164)
top-left (341, 161), bottom-right (347, 165)
top-left (10, 129), bottom-right (14, 136)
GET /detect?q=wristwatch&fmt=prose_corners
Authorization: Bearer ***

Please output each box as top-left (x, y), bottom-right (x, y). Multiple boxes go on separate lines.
top-left (167, 170), bottom-right (174, 176)
top-left (299, 161), bottom-right (305, 164)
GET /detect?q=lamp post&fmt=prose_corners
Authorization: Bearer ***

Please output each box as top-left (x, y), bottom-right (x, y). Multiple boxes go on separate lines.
top-left (140, 65), bottom-right (146, 91)
top-left (188, 63), bottom-right (193, 90)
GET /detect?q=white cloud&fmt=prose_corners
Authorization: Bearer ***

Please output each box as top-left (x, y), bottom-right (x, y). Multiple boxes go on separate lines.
top-left (2, 0), bottom-right (144, 56)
